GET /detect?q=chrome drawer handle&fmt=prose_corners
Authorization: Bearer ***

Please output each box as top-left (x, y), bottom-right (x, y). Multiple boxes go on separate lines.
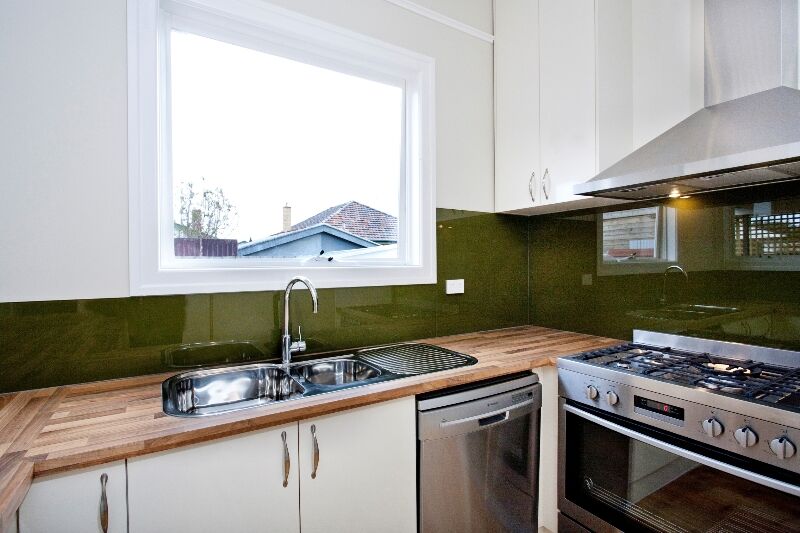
top-left (311, 424), bottom-right (319, 479)
top-left (99, 473), bottom-right (109, 533)
top-left (281, 431), bottom-right (290, 488)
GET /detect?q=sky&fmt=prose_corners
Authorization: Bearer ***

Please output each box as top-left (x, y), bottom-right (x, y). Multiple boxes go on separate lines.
top-left (170, 30), bottom-right (403, 242)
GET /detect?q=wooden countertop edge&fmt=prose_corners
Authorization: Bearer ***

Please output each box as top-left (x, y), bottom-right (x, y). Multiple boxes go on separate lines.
top-left (0, 325), bottom-right (621, 524)
top-left (0, 459), bottom-right (32, 531)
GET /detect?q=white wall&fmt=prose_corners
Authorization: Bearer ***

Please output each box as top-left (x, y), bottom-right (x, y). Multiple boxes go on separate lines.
top-left (0, 0), bottom-right (495, 302)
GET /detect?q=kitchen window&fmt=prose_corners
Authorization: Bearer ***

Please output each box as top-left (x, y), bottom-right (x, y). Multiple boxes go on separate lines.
top-left (597, 206), bottom-right (677, 275)
top-left (128, 0), bottom-right (436, 295)
top-left (724, 198), bottom-right (800, 270)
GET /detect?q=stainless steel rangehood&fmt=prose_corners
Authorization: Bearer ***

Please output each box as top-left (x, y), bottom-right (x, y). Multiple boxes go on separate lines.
top-left (575, 0), bottom-right (800, 200)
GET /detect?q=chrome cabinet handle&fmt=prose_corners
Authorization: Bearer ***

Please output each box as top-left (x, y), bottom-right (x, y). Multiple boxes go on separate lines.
top-left (542, 168), bottom-right (550, 200)
top-left (99, 473), bottom-right (109, 533)
top-left (310, 424), bottom-right (319, 479)
top-left (281, 431), bottom-right (290, 488)
top-left (528, 171), bottom-right (536, 203)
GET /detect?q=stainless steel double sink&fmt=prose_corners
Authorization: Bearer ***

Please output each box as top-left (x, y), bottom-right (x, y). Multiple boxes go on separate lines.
top-left (162, 343), bottom-right (477, 417)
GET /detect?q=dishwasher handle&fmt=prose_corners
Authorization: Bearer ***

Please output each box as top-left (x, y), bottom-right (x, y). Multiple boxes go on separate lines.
top-left (419, 383), bottom-right (540, 441)
top-left (440, 399), bottom-right (532, 429)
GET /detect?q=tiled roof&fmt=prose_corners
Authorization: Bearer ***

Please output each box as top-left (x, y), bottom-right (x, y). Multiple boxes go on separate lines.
top-left (287, 201), bottom-right (398, 242)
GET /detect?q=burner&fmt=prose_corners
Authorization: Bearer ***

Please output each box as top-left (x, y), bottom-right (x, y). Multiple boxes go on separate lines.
top-left (692, 357), bottom-right (763, 378)
top-left (572, 342), bottom-right (800, 410)
top-left (696, 376), bottom-right (746, 395)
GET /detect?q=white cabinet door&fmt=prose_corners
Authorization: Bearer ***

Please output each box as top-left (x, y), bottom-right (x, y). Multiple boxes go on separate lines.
top-left (299, 397), bottom-right (416, 533)
top-left (539, 0), bottom-right (597, 205)
top-left (494, 0), bottom-right (541, 212)
top-left (127, 424), bottom-right (299, 533)
top-left (18, 461), bottom-right (126, 533)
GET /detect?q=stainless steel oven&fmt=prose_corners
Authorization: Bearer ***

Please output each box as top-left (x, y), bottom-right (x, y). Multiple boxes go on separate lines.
top-left (557, 331), bottom-right (800, 533)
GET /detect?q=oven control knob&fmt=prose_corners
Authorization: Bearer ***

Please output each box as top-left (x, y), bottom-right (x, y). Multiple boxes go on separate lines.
top-left (769, 437), bottom-right (796, 460)
top-left (585, 385), bottom-right (599, 400)
top-left (606, 391), bottom-right (619, 406)
top-left (701, 417), bottom-right (723, 438)
top-left (734, 426), bottom-right (759, 448)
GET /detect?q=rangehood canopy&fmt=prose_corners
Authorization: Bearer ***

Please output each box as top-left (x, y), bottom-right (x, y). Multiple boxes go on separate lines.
top-left (575, 0), bottom-right (800, 200)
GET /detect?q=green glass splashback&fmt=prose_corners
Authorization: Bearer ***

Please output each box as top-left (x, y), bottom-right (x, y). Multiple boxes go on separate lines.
top-left (0, 210), bottom-right (528, 393)
top-left (530, 187), bottom-right (800, 351)
top-left (6, 187), bottom-right (800, 394)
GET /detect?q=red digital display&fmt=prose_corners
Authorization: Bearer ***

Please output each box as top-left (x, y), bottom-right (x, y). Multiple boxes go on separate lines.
top-left (634, 395), bottom-right (685, 420)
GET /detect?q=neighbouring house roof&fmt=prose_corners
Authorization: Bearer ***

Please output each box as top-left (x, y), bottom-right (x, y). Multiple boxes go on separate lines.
top-left (238, 223), bottom-right (376, 256)
top-left (287, 201), bottom-right (398, 243)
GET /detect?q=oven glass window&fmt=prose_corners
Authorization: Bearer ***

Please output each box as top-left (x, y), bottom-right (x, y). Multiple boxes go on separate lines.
top-left (565, 411), bottom-right (800, 533)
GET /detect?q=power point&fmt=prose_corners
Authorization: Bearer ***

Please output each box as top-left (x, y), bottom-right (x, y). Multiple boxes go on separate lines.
top-left (445, 279), bottom-right (465, 294)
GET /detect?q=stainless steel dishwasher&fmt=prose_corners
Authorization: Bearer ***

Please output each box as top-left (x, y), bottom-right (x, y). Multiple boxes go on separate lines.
top-left (417, 371), bottom-right (542, 533)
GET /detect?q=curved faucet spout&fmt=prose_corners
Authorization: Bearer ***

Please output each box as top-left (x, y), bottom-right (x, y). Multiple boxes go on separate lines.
top-left (282, 276), bottom-right (319, 366)
top-left (660, 265), bottom-right (688, 305)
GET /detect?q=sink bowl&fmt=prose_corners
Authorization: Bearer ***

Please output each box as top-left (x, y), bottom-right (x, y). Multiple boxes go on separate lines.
top-left (163, 341), bottom-right (264, 368)
top-left (162, 364), bottom-right (305, 416)
top-left (293, 359), bottom-right (382, 386)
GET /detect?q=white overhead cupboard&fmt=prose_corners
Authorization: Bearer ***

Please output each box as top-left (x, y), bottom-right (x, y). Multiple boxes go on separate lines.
top-left (494, 0), bottom-right (704, 214)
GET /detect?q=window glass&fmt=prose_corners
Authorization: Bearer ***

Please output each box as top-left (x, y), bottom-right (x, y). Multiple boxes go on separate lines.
top-left (602, 207), bottom-right (659, 262)
top-left (732, 199), bottom-right (800, 258)
top-left (169, 31), bottom-right (403, 261)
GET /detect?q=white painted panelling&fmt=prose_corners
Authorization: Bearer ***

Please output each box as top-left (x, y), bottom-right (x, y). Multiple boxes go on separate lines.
top-left (383, 0), bottom-right (494, 41)
top-left (299, 397), bottom-right (417, 533)
top-left (18, 461), bottom-right (127, 533)
top-left (400, 0), bottom-right (494, 35)
top-left (127, 424), bottom-right (300, 533)
top-left (0, 0), bottom-right (129, 302)
top-left (537, 365), bottom-right (559, 533)
top-left (596, 0), bottom-right (633, 172)
top-left (632, 0), bottom-right (705, 149)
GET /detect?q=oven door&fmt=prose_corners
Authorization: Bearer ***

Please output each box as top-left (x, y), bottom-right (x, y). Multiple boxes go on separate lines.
top-left (558, 398), bottom-right (800, 533)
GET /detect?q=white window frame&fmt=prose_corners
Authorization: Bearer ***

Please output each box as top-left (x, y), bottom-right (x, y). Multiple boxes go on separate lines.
top-left (128, 0), bottom-right (436, 295)
top-left (722, 206), bottom-right (800, 271)
top-left (597, 206), bottom-right (678, 276)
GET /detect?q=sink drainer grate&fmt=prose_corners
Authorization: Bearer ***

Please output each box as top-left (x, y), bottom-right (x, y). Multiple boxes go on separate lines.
top-left (358, 343), bottom-right (477, 375)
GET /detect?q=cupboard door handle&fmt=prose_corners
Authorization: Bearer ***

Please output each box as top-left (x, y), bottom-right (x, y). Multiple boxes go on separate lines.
top-left (542, 168), bottom-right (550, 200)
top-left (528, 171), bottom-right (536, 203)
top-left (99, 473), bottom-right (109, 533)
top-left (281, 431), bottom-right (290, 488)
top-left (311, 424), bottom-right (319, 479)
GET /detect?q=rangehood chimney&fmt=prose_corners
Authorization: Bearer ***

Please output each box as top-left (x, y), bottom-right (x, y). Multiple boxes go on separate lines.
top-left (575, 0), bottom-right (800, 200)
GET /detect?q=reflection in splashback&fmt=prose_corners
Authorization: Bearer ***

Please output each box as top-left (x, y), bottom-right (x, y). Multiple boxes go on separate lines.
top-left (0, 209), bottom-right (528, 393)
top-left (530, 186), bottom-right (800, 352)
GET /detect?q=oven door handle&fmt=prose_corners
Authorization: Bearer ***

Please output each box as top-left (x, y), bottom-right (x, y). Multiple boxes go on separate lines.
top-left (564, 403), bottom-right (800, 497)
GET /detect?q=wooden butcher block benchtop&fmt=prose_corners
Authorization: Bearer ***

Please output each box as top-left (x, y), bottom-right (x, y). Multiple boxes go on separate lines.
top-left (0, 325), bottom-right (620, 529)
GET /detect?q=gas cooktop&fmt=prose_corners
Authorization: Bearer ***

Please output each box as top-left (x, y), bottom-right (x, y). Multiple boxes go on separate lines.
top-left (559, 330), bottom-right (800, 476)
top-left (574, 343), bottom-right (800, 412)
